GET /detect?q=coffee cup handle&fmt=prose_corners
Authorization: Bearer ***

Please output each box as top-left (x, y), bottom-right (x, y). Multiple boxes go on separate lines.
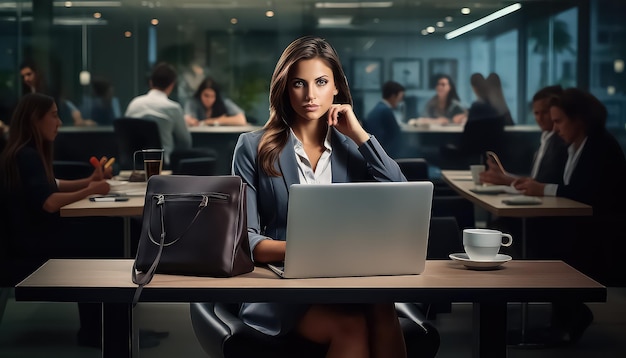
top-left (501, 234), bottom-right (513, 247)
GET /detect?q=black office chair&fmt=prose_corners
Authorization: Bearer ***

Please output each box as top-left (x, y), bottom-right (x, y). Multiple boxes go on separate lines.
top-left (113, 117), bottom-right (163, 170)
top-left (440, 116), bottom-right (506, 169)
top-left (190, 302), bottom-right (440, 358)
top-left (432, 196), bottom-right (476, 231)
top-left (169, 150), bottom-right (218, 176)
top-left (53, 160), bottom-right (94, 180)
top-left (395, 158), bottom-right (429, 181)
top-left (427, 216), bottom-right (463, 260)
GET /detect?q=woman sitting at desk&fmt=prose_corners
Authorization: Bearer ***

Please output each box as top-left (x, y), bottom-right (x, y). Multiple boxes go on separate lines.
top-left (0, 93), bottom-right (112, 348)
top-left (232, 35), bottom-right (408, 357)
top-left (409, 74), bottom-right (467, 126)
top-left (184, 76), bottom-right (248, 126)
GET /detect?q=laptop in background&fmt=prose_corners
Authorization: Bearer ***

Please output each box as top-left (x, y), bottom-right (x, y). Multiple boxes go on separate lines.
top-left (268, 181), bottom-right (433, 279)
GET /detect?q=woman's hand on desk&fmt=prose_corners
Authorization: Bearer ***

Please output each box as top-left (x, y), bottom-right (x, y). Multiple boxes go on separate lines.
top-left (87, 180), bottom-right (110, 196)
top-left (512, 177), bottom-right (545, 197)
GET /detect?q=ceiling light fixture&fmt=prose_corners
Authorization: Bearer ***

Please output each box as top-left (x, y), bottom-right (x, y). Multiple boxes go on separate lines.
top-left (53, 1), bottom-right (122, 7)
top-left (318, 16), bottom-right (353, 27)
top-left (315, 2), bottom-right (392, 9)
top-left (446, 3), bottom-right (522, 40)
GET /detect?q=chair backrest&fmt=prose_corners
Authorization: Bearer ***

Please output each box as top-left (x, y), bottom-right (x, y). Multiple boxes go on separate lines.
top-left (395, 158), bottom-right (429, 181)
top-left (432, 196), bottom-right (475, 231)
top-left (459, 116), bottom-right (505, 156)
top-left (53, 160), bottom-right (94, 180)
top-left (175, 157), bottom-right (217, 176)
top-left (427, 216), bottom-right (462, 259)
top-left (113, 118), bottom-right (162, 170)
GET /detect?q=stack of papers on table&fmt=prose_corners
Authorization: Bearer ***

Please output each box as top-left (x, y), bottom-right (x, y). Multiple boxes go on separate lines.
top-left (107, 180), bottom-right (147, 196)
top-left (470, 185), bottom-right (521, 195)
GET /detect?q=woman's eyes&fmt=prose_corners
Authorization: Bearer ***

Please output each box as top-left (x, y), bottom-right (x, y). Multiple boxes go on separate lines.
top-left (292, 78), bottom-right (328, 87)
top-left (316, 78), bottom-right (328, 86)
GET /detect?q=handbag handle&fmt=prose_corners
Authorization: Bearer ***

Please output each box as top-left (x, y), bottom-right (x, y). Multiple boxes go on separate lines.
top-left (132, 193), bottom-right (226, 306)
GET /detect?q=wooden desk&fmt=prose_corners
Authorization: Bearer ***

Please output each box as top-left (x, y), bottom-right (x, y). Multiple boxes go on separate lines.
top-left (61, 190), bottom-right (145, 257)
top-left (441, 170), bottom-right (592, 257)
top-left (15, 259), bottom-right (606, 358)
top-left (441, 170), bottom-right (595, 342)
top-left (441, 170), bottom-right (593, 218)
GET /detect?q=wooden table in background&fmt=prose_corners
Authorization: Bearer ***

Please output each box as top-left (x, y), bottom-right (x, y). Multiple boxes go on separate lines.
top-left (60, 196), bottom-right (144, 257)
top-left (16, 259), bottom-right (605, 358)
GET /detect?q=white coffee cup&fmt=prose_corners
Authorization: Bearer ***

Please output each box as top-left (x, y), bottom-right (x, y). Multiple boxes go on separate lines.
top-left (470, 164), bottom-right (485, 185)
top-left (463, 228), bottom-right (513, 261)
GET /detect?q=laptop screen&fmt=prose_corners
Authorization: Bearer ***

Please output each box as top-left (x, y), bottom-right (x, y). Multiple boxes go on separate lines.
top-left (279, 181), bottom-right (433, 279)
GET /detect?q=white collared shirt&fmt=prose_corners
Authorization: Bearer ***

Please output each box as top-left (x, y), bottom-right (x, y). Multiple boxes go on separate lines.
top-left (292, 128), bottom-right (333, 184)
top-left (543, 136), bottom-right (588, 196)
top-left (530, 130), bottom-right (555, 179)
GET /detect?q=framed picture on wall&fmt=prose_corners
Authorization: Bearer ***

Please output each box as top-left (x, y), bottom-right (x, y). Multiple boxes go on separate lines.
top-left (391, 58), bottom-right (422, 89)
top-left (351, 58), bottom-right (383, 90)
top-left (428, 58), bottom-right (458, 89)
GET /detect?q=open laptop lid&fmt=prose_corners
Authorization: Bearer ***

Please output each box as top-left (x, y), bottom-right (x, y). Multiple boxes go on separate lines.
top-left (275, 181), bottom-right (433, 279)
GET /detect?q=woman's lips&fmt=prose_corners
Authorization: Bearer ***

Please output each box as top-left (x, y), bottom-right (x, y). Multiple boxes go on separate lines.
top-left (304, 104), bottom-right (319, 112)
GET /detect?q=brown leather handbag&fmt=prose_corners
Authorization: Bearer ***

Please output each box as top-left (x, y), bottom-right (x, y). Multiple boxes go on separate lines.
top-left (132, 175), bottom-right (253, 304)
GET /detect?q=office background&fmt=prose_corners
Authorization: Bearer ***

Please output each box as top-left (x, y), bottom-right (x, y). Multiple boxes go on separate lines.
top-left (0, 0), bottom-right (624, 130)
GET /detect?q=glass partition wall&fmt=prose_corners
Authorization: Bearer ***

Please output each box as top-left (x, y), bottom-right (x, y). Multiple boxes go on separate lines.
top-left (0, 0), bottom-right (624, 129)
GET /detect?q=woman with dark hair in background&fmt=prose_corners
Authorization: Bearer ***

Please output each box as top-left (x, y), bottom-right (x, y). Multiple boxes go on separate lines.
top-left (0, 93), bottom-right (112, 348)
top-left (409, 74), bottom-right (467, 126)
top-left (19, 60), bottom-right (95, 127)
top-left (184, 76), bottom-right (247, 126)
top-left (485, 73), bottom-right (514, 125)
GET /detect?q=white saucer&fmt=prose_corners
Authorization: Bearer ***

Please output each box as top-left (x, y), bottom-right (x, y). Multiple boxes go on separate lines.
top-left (449, 253), bottom-right (512, 270)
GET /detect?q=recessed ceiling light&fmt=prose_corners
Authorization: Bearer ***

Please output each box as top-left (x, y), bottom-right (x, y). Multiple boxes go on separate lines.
top-left (151, 18), bottom-right (159, 25)
top-left (124, 31), bottom-right (132, 38)
top-left (461, 7), bottom-right (471, 15)
top-left (426, 26), bottom-right (435, 33)
top-left (421, 29), bottom-right (428, 35)
top-left (607, 86), bottom-right (616, 95)
top-left (615, 59), bottom-right (624, 73)
top-left (230, 18), bottom-right (238, 25)
top-left (93, 12), bottom-right (101, 19)
top-left (266, 10), bottom-right (275, 17)
top-left (445, 16), bottom-right (453, 22)
top-left (436, 21), bottom-right (444, 27)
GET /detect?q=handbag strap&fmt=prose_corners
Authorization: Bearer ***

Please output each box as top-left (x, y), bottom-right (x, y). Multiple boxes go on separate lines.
top-left (131, 194), bottom-right (210, 307)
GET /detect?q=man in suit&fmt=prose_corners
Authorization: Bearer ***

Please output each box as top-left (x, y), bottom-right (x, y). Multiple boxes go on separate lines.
top-left (480, 85), bottom-right (567, 185)
top-left (364, 81), bottom-right (405, 158)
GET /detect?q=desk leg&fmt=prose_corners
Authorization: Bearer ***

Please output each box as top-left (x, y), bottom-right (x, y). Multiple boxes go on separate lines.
top-left (473, 302), bottom-right (507, 358)
top-left (520, 217), bottom-right (528, 342)
top-left (123, 217), bottom-right (131, 258)
top-left (102, 303), bottom-right (133, 358)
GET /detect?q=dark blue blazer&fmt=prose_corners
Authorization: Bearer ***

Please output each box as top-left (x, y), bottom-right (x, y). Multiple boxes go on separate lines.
top-left (364, 101), bottom-right (401, 157)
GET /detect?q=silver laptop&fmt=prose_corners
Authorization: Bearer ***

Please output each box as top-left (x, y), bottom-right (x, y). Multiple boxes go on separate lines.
top-left (268, 181), bottom-right (433, 279)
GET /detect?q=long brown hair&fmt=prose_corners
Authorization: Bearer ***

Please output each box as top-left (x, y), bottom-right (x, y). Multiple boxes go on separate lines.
top-left (258, 36), bottom-right (352, 176)
top-left (0, 93), bottom-right (56, 189)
